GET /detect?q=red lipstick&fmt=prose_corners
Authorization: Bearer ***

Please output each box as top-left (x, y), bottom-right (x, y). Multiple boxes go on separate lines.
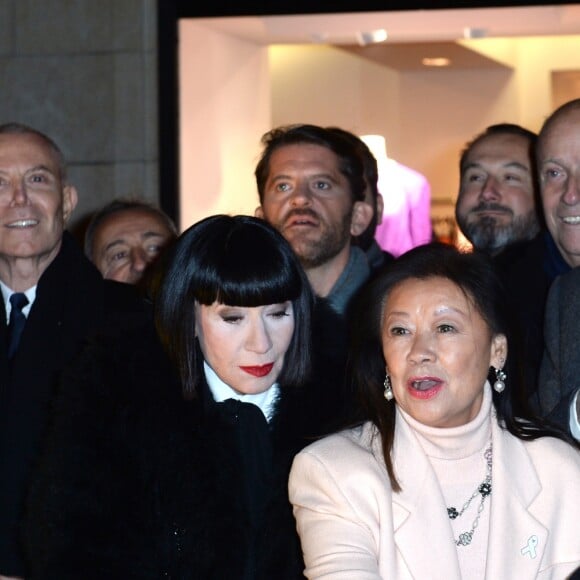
top-left (407, 376), bottom-right (443, 400)
top-left (239, 363), bottom-right (274, 377)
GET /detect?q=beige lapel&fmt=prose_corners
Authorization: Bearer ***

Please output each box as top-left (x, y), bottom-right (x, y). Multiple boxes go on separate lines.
top-left (485, 420), bottom-right (547, 579)
top-left (388, 418), bottom-right (463, 580)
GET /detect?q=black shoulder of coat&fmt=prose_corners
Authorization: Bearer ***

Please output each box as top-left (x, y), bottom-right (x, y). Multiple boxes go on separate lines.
top-left (24, 318), bottom-right (193, 578)
top-left (493, 233), bottom-right (545, 273)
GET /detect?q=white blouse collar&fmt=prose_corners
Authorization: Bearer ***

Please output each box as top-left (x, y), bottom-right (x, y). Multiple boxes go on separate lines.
top-left (203, 361), bottom-right (280, 422)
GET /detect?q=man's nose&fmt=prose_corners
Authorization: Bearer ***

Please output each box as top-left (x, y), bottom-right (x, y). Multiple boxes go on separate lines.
top-left (8, 181), bottom-right (29, 206)
top-left (479, 175), bottom-right (501, 202)
top-left (130, 248), bottom-right (149, 272)
top-left (289, 182), bottom-right (313, 207)
top-left (561, 170), bottom-right (580, 206)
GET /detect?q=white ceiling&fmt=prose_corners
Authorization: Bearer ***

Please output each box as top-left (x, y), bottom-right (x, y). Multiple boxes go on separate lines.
top-left (191, 4), bottom-right (580, 45)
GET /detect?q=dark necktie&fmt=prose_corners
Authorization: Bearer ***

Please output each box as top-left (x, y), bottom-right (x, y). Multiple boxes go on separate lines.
top-left (7, 292), bottom-right (29, 358)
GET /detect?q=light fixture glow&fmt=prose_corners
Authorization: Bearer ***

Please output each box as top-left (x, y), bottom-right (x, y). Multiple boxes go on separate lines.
top-left (356, 29), bottom-right (388, 46)
top-left (463, 27), bottom-right (488, 39)
top-left (422, 57), bottom-right (451, 67)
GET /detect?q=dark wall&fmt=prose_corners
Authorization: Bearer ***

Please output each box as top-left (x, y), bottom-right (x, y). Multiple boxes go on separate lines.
top-left (174, 0), bottom-right (574, 17)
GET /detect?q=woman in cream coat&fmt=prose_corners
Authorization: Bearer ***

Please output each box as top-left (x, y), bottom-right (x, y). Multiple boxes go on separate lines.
top-left (289, 243), bottom-right (580, 580)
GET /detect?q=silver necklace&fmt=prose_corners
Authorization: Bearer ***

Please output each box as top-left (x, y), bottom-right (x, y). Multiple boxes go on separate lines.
top-left (446, 444), bottom-right (492, 547)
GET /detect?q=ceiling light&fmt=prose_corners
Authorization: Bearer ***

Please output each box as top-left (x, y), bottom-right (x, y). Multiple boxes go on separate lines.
top-left (463, 27), bottom-right (488, 39)
top-left (422, 57), bottom-right (451, 67)
top-left (356, 29), bottom-right (388, 46)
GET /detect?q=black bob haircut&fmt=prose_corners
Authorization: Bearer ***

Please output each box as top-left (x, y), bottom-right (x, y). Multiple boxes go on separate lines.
top-left (154, 214), bottom-right (313, 398)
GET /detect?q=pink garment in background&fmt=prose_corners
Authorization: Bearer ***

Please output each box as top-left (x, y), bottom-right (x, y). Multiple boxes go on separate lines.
top-left (374, 159), bottom-right (433, 258)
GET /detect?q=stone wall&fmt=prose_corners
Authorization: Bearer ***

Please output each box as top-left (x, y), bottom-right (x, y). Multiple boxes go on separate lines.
top-left (0, 0), bottom-right (159, 234)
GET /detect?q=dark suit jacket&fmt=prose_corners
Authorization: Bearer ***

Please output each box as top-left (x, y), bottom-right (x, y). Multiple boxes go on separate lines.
top-left (0, 232), bottom-right (146, 576)
top-left (494, 232), bottom-right (570, 405)
top-left (538, 266), bottom-right (580, 435)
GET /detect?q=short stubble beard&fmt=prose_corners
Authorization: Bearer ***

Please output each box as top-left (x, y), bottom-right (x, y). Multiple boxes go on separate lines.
top-left (283, 209), bottom-right (353, 269)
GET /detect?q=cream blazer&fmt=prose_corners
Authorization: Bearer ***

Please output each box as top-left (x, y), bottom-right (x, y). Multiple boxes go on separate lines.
top-left (289, 415), bottom-right (580, 580)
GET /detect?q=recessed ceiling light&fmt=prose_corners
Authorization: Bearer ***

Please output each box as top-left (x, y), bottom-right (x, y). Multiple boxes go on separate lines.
top-left (422, 57), bottom-right (451, 67)
top-left (463, 27), bottom-right (488, 39)
top-left (356, 29), bottom-right (388, 46)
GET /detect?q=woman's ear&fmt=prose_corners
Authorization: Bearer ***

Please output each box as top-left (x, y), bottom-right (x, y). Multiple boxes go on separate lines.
top-left (490, 333), bottom-right (508, 368)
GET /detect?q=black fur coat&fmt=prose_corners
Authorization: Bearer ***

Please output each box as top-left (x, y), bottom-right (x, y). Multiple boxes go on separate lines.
top-left (25, 317), bottom-right (341, 579)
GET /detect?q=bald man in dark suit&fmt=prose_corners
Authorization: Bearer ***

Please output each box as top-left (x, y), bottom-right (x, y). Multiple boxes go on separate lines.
top-left (0, 123), bottom-right (145, 578)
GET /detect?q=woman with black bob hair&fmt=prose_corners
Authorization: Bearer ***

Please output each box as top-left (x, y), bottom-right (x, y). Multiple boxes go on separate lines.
top-left (155, 213), bottom-right (311, 397)
top-left (26, 215), bottom-right (330, 579)
top-left (289, 242), bottom-right (580, 579)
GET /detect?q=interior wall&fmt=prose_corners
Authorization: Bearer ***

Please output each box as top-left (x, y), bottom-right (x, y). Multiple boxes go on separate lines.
top-left (179, 21), bottom-right (271, 230)
top-left (267, 36), bottom-right (580, 205)
top-left (462, 35), bottom-right (580, 129)
top-left (397, 67), bottom-right (517, 203)
top-left (516, 35), bottom-right (580, 129)
top-left (552, 70), bottom-right (580, 109)
top-left (269, 44), bottom-right (402, 153)
top-left (269, 43), bottom-right (518, 204)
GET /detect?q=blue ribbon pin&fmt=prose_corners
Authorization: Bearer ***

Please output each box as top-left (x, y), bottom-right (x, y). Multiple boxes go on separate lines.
top-left (521, 535), bottom-right (538, 559)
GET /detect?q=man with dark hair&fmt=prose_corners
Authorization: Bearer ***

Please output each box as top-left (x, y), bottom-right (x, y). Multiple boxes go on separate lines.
top-left (255, 124), bottom-right (375, 428)
top-left (455, 123), bottom-right (541, 255)
top-left (255, 124), bottom-right (373, 314)
top-left (326, 128), bottom-right (394, 274)
top-left (85, 198), bottom-right (177, 285)
top-left (0, 123), bottom-right (144, 578)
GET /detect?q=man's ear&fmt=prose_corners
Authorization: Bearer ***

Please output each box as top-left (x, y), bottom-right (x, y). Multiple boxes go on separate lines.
top-left (62, 185), bottom-right (78, 225)
top-left (255, 206), bottom-right (264, 219)
top-left (350, 201), bottom-right (374, 236)
top-left (376, 193), bottom-right (384, 225)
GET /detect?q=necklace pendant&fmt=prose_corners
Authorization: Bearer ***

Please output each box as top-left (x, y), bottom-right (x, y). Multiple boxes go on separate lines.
top-left (479, 482), bottom-right (492, 497)
top-left (448, 443), bottom-right (493, 547)
top-left (457, 531), bottom-right (473, 546)
top-left (447, 507), bottom-right (459, 520)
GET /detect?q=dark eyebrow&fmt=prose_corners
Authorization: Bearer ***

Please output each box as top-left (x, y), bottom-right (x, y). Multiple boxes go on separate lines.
top-left (502, 161), bottom-right (529, 172)
top-left (541, 157), bottom-right (564, 166)
top-left (102, 232), bottom-right (167, 256)
top-left (141, 231), bottom-right (167, 241)
top-left (26, 165), bottom-right (58, 175)
top-left (463, 161), bottom-right (529, 173)
top-left (310, 173), bottom-right (339, 182)
top-left (0, 164), bottom-right (56, 177)
top-left (270, 171), bottom-right (338, 182)
top-left (269, 173), bottom-right (292, 182)
top-left (102, 239), bottom-right (128, 256)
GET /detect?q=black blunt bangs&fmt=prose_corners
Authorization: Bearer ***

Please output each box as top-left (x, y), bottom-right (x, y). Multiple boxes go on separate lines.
top-left (190, 217), bottom-right (304, 307)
